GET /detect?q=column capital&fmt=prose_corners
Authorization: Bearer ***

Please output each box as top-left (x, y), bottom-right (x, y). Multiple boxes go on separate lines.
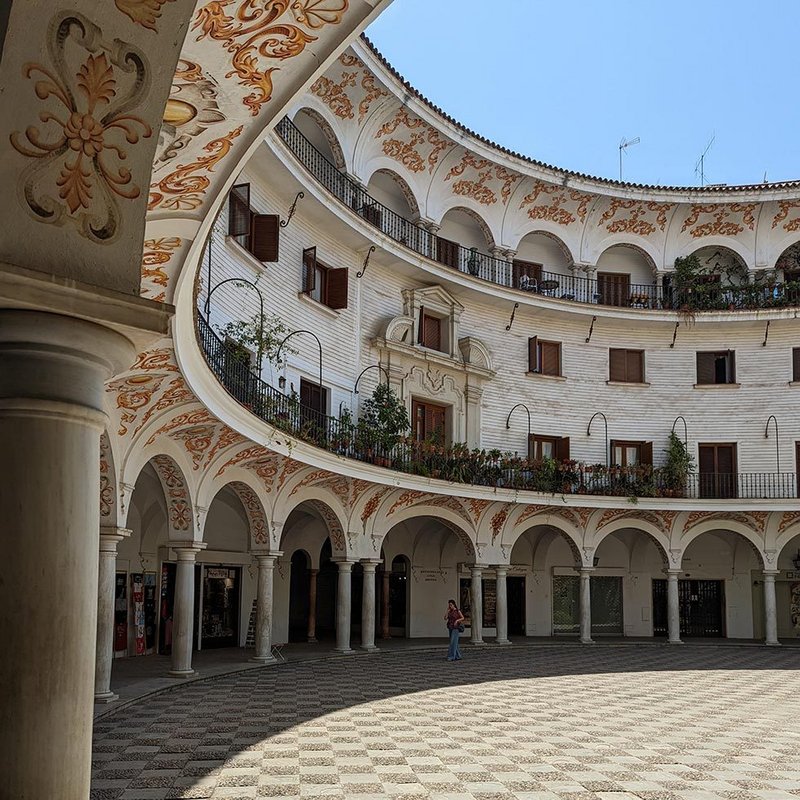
top-left (762, 569), bottom-right (781, 577)
top-left (334, 558), bottom-right (355, 571)
top-left (360, 559), bottom-right (381, 570)
top-left (666, 568), bottom-right (683, 576)
top-left (99, 527), bottom-right (131, 552)
top-left (579, 566), bottom-right (595, 575)
top-left (252, 549), bottom-right (282, 559)
top-left (169, 541), bottom-right (206, 561)
top-left (493, 565), bottom-right (509, 574)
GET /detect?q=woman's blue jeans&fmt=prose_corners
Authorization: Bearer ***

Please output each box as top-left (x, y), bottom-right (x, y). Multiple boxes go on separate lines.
top-left (447, 627), bottom-right (462, 660)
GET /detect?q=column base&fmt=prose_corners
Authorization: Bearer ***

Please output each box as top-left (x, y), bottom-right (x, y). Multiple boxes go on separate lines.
top-left (250, 655), bottom-right (277, 664)
top-left (579, 637), bottom-right (595, 644)
top-left (495, 638), bottom-right (511, 645)
top-left (361, 644), bottom-right (379, 652)
top-left (334, 647), bottom-right (354, 654)
top-left (307, 636), bottom-right (318, 644)
top-left (94, 691), bottom-right (119, 704)
top-left (168, 668), bottom-right (196, 679)
top-left (469, 640), bottom-right (487, 646)
top-left (765, 640), bottom-right (781, 647)
top-left (668, 638), bottom-right (684, 645)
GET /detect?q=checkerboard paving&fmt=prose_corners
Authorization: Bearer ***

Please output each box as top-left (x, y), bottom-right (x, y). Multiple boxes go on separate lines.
top-left (92, 644), bottom-right (800, 800)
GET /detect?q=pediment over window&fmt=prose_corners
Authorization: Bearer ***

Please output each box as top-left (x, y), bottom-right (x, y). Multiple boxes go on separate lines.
top-left (401, 285), bottom-right (464, 320)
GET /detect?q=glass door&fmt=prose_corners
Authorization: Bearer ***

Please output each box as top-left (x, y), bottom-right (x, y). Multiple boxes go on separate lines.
top-left (201, 567), bottom-right (240, 648)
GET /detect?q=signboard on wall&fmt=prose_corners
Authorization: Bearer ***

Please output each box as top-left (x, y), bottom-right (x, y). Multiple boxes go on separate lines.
top-left (131, 573), bottom-right (145, 655)
top-left (790, 582), bottom-right (800, 632)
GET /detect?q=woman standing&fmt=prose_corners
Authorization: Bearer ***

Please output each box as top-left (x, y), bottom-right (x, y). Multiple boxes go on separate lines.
top-left (444, 599), bottom-right (465, 661)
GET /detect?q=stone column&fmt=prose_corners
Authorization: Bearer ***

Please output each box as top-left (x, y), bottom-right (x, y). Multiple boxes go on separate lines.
top-left (763, 570), bottom-right (780, 646)
top-left (579, 568), bottom-right (594, 643)
top-left (169, 543), bottom-right (205, 677)
top-left (495, 566), bottom-right (510, 645)
top-left (470, 566), bottom-right (485, 644)
top-left (252, 553), bottom-right (280, 663)
top-left (381, 567), bottom-right (391, 639)
top-left (334, 560), bottom-right (354, 653)
top-left (95, 527), bottom-right (131, 703)
top-left (0, 309), bottom-right (137, 800)
top-left (361, 560), bottom-right (380, 651)
top-left (307, 568), bottom-right (318, 643)
top-left (667, 569), bottom-right (683, 644)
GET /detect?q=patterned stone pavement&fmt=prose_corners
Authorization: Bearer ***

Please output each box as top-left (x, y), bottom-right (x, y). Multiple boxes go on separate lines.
top-left (92, 644), bottom-right (800, 800)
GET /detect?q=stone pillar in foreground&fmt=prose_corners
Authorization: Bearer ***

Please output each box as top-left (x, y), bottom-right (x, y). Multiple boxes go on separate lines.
top-left (579, 568), bottom-right (594, 644)
top-left (495, 566), bottom-right (510, 644)
top-left (252, 553), bottom-right (280, 663)
top-left (470, 565), bottom-right (484, 644)
top-left (334, 560), bottom-right (354, 653)
top-left (763, 570), bottom-right (780, 646)
top-left (169, 543), bottom-right (205, 677)
top-left (0, 308), bottom-right (139, 800)
top-left (667, 569), bottom-right (683, 644)
top-left (361, 560), bottom-right (379, 651)
top-left (95, 527), bottom-right (131, 702)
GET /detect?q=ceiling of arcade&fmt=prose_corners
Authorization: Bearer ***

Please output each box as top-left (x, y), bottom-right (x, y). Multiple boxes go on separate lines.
top-left (1, 0), bottom-right (391, 300)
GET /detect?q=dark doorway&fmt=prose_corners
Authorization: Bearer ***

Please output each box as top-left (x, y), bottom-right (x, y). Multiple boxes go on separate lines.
top-left (507, 576), bottom-right (526, 636)
top-left (288, 550), bottom-right (310, 642)
top-left (389, 555), bottom-right (409, 636)
top-left (200, 566), bottom-right (240, 649)
top-left (551, 575), bottom-right (623, 636)
top-left (653, 579), bottom-right (725, 637)
top-left (316, 539), bottom-right (337, 640)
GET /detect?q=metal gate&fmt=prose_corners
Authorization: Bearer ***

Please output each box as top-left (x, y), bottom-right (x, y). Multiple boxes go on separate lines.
top-left (653, 579), bottom-right (725, 637)
top-left (552, 575), bottom-right (623, 636)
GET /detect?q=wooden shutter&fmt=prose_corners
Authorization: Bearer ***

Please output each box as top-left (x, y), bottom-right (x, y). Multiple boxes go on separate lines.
top-left (627, 350), bottom-right (644, 383)
top-left (555, 437), bottom-right (570, 462)
top-left (251, 214), bottom-right (280, 261)
top-left (426, 404), bottom-right (446, 441)
top-left (361, 204), bottom-right (382, 228)
top-left (793, 348), bottom-right (800, 382)
top-left (598, 272), bottom-right (630, 306)
top-left (422, 314), bottom-right (441, 350)
top-left (609, 349), bottom-right (626, 382)
top-left (696, 352), bottom-right (714, 384)
top-left (436, 237), bottom-right (460, 268)
top-left (528, 337), bottom-right (538, 372)
top-left (640, 441), bottom-right (653, 466)
top-left (228, 183), bottom-right (251, 237)
top-left (717, 444), bottom-right (736, 474)
top-left (527, 434), bottom-right (536, 460)
top-left (540, 341), bottom-right (561, 376)
top-left (610, 440), bottom-right (621, 465)
top-left (698, 445), bottom-right (715, 475)
top-left (302, 247), bottom-right (316, 294)
top-left (326, 267), bottom-right (349, 310)
top-left (726, 351), bottom-right (736, 383)
top-left (417, 306), bottom-right (424, 344)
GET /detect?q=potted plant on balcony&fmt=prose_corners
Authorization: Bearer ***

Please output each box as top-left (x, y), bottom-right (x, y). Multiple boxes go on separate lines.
top-left (216, 310), bottom-right (294, 376)
top-left (661, 431), bottom-right (694, 497)
top-left (466, 247), bottom-right (481, 277)
top-left (357, 383), bottom-right (410, 468)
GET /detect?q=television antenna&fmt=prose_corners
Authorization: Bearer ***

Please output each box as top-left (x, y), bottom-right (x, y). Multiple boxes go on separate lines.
top-left (695, 134), bottom-right (715, 187)
top-left (619, 136), bottom-right (640, 181)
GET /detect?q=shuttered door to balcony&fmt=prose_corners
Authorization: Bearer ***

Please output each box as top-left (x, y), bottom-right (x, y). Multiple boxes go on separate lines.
top-left (360, 204), bottom-right (382, 228)
top-left (793, 348), bottom-right (800, 382)
top-left (597, 272), bottom-right (630, 306)
top-left (251, 214), bottom-right (280, 262)
top-left (698, 443), bottom-right (737, 498)
top-left (513, 259), bottom-right (542, 288)
top-left (412, 399), bottom-right (446, 443)
top-left (326, 268), bottom-right (349, 310)
top-left (436, 237), bottom-right (460, 269)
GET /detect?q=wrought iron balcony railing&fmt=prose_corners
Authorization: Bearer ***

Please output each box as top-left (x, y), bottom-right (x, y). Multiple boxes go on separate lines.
top-left (274, 117), bottom-right (800, 312)
top-left (198, 314), bottom-right (798, 499)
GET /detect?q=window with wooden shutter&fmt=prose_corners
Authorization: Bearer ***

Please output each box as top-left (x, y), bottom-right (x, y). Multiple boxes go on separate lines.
top-left (698, 443), bottom-right (738, 498)
top-left (597, 272), bottom-right (631, 307)
top-left (251, 214), bottom-right (280, 262)
top-left (696, 351), bottom-right (735, 384)
top-left (540, 341), bottom-right (561, 376)
top-left (793, 348), bottom-right (800, 382)
top-left (436, 237), bottom-right (460, 269)
top-left (609, 349), bottom-right (644, 383)
top-left (326, 267), bottom-right (349, 310)
top-left (640, 441), bottom-right (653, 466)
top-left (611, 440), bottom-right (650, 467)
top-left (529, 435), bottom-right (570, 462)
top-left (302, 247), bottom-right (317, 295)
top-left (420, 313), bottom-right (442, 351)
top-left (412, 399), bottom-right (447, 443)
top-left (528, 337), bottom-right (538, 373)
top-left (228, 183), bottom-right (252, 249)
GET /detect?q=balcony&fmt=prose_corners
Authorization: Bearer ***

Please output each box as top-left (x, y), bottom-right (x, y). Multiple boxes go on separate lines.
top-left (198, 315), bottom-right (798, 500)
top-left (274, 117), bottom-right (800, 313)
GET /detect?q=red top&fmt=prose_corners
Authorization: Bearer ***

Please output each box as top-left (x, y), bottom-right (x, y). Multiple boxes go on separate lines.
top-left (446, 607), bottom-right (462, 630)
